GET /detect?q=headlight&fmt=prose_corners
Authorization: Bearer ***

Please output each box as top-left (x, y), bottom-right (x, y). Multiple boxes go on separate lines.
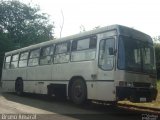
top-left (119, 81), bottom-right (133, 87)
top-left (119, 81), bottom-right (127, 87)
top-left (150, 84), bottom-right (154, 88)
top-left (127, 82), bottom-right (133, 87)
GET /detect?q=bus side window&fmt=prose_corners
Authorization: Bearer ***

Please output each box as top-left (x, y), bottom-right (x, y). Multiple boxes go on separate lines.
top-left (77, 38), bottom-right (90, 50)
top-left (28, 49), bottom-right (40, 66)
top-left (54, 42), bottom-right (70, 64)
top-left (4, 56), bottom-right (11, 69)
top-left (19, 51), bottom-right (29, 67)
top-left (71, 36), bottom-right (97, 51)
top-left (10, 54), bottom-right (19, 69)
top-left (89, 36), bottom-right (97, 49)
top-left (71, 36), bottom-right (97, 62)
top-left (40, 45), bottom-right (54, 65)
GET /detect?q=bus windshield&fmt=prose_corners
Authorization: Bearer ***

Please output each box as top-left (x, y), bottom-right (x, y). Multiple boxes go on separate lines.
top-left (118, 36), bottom-right (155, 74)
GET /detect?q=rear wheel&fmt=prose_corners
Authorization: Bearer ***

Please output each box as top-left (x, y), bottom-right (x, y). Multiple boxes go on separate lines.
top-left (70, 78), bottom-right (87, 105)
top-left (15, 79), bottom-right (23, 96)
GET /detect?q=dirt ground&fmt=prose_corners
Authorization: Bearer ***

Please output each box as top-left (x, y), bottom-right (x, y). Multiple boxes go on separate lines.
top-left (0, 87), bottom-right (153, 120)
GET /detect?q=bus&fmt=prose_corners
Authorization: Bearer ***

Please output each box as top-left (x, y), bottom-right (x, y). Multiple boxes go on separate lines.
top-left (1, 25), bottom-right (157, 104)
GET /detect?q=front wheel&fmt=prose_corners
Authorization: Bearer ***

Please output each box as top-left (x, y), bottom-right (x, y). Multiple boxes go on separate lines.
top-left (70, 78), bottom-right (87, 105)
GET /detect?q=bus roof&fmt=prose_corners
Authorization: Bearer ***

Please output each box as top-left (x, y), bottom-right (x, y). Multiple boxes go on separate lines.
top-left (5, 24), bottom-right (152, 55)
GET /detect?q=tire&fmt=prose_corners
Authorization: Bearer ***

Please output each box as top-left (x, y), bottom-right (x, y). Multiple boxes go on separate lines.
top-left (70, 78), bottom-right (87, 105)
top-left (15, 79), bottom-right (23, 96)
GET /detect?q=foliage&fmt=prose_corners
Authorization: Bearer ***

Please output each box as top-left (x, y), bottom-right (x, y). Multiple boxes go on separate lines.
top-left (154, 36), bottom-right (160, 79)
top-left (0, 0), bottom-right (54, 48)
top-left (0, 32), bottom-right (13, 79)
top-left (154, 43), bottom-right (160, 79)
top-left (153, 36), bottom-right (160, 43)
top-left (0, 0), bottom-right (54, 79)
top-left (158, 80), bottom-right (160, 89)
top-left (153, 36), bottom-right (160, 80)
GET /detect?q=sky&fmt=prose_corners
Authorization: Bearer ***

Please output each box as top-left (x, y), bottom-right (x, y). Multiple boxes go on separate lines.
top-left (21, 0), bottom-right (160, 38)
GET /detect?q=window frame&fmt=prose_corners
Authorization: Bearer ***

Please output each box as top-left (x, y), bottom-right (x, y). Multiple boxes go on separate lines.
top-left (117, 35), bottom-right (156, 74)
top-left (18, 51), bottom-right (29, 68)
top-left (98, 38), bottom-right (115, 71)
top-left (54, 41), bottom-right (71, 64)
top-left (71, 36), bottom-right (97, 52)
top-left (76, 38), bottom-right (90, 51)
top-left (10, 53), bottom-right (19, 69)
top-left (55, 41), bottom-right (70, 55)
top-left (70, 35), bottom-right (98, 62)
top-left (28, 48), bottom-right (40, 67)
top-left (70, 36), bottom-right (97, 62)
top-left (4, 55), bottom-right (11, 69)
top-left (39, 45), bottom-right (54, 65)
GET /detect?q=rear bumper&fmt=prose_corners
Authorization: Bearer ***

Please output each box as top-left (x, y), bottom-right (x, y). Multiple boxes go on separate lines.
top-left (116, 86), bottom-right (158, 102)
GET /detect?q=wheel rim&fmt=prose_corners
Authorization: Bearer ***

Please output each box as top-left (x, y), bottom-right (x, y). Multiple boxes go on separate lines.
top-left (16, 80), bottom-right (23, 95)
top-left (17, 82), bottom-right (21, 91)
top-left (74, 85), bottom-right (82, 98)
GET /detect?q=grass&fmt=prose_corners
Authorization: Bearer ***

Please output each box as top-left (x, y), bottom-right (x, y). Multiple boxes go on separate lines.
top-left (157, 80), bottom-right (160, 90)
top-left (157, 80), bottom-right (160, 101)
top-left (119, 81), bottom-right (160, 109)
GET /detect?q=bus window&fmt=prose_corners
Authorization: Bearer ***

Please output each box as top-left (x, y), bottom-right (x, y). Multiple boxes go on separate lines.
top-left (89, 36), bottom-right (97, 49)
top-left (142, 45), bottom-right (155, 73)
top-left (10, 54), bottom-right (19, 69)
top-left (4, 56), bottom-right (11, 69)
top-left (71, 37), bottom-right (97, 62)
top-left (19, 51), bottom-right (29, 67)
top-left (71, 36), bottom-right (97, 51)
top-left (77, 38), bottom-right (90, 50)
top-left (118, 36), bottom-right (155, 74)
top-left (28, 49), bottom-right (40, 66)
top-left (99, 38), bottom-right (114, 70)
top-left (40, 45), bottom-right (54, 65)
top-left (54, 42), bottom-right (70, 64)
top-left (134, 49), bottom-right (141, 64)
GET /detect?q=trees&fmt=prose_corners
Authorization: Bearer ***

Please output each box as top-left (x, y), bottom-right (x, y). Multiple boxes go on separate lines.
top-left (153, 36), bottom-right (160, 79)
top-left (0, 0), bottom-right (54, 79)
top-left (155, 44), bottom-right (160, 79)
top-left (0, 0), bottom-right (54, 48)
top-left (153, 36), bottom-right (160, 43)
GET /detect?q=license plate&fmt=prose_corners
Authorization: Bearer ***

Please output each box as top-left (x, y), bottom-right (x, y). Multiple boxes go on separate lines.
top-left (140, 97), bottom-right (146, 102)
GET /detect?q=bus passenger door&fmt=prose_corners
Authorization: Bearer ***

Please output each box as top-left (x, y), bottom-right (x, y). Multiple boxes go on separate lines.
top-left (96, 37), bottom-right (116, 101)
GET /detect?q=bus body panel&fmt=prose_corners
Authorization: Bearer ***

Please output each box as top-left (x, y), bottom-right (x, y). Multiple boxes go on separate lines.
top-left (2, 68), bottom-right (27, 92)
top-left (27, 65), bottom-right (52, 81)
top-left (1, 24), bottom-right (157, 103)
top-left (94, 81), bottom-right (116, 101)
top-left (2, 81), bottom-right (15, 92)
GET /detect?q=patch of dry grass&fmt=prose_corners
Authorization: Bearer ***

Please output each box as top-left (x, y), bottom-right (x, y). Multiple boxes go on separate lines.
top-left (157, 80), bottom-right (160, 101)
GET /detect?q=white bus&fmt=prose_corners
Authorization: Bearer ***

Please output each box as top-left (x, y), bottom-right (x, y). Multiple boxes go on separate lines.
top-left (1, 25), bottom-right (157, 104)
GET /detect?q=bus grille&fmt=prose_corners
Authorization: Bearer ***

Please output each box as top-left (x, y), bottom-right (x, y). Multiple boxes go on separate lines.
top-left (133, 82), bottom-right (151, 88)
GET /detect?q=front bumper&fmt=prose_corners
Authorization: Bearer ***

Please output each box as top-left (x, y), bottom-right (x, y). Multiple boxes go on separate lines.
top-left (116, 86), bottom-right (158, 102)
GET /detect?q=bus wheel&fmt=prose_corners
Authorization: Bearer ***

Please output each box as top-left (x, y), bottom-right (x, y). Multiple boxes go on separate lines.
top-left (15, 79), bottom-right (23, 96)
top-left (70, 78), bottom-right (87, 105)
